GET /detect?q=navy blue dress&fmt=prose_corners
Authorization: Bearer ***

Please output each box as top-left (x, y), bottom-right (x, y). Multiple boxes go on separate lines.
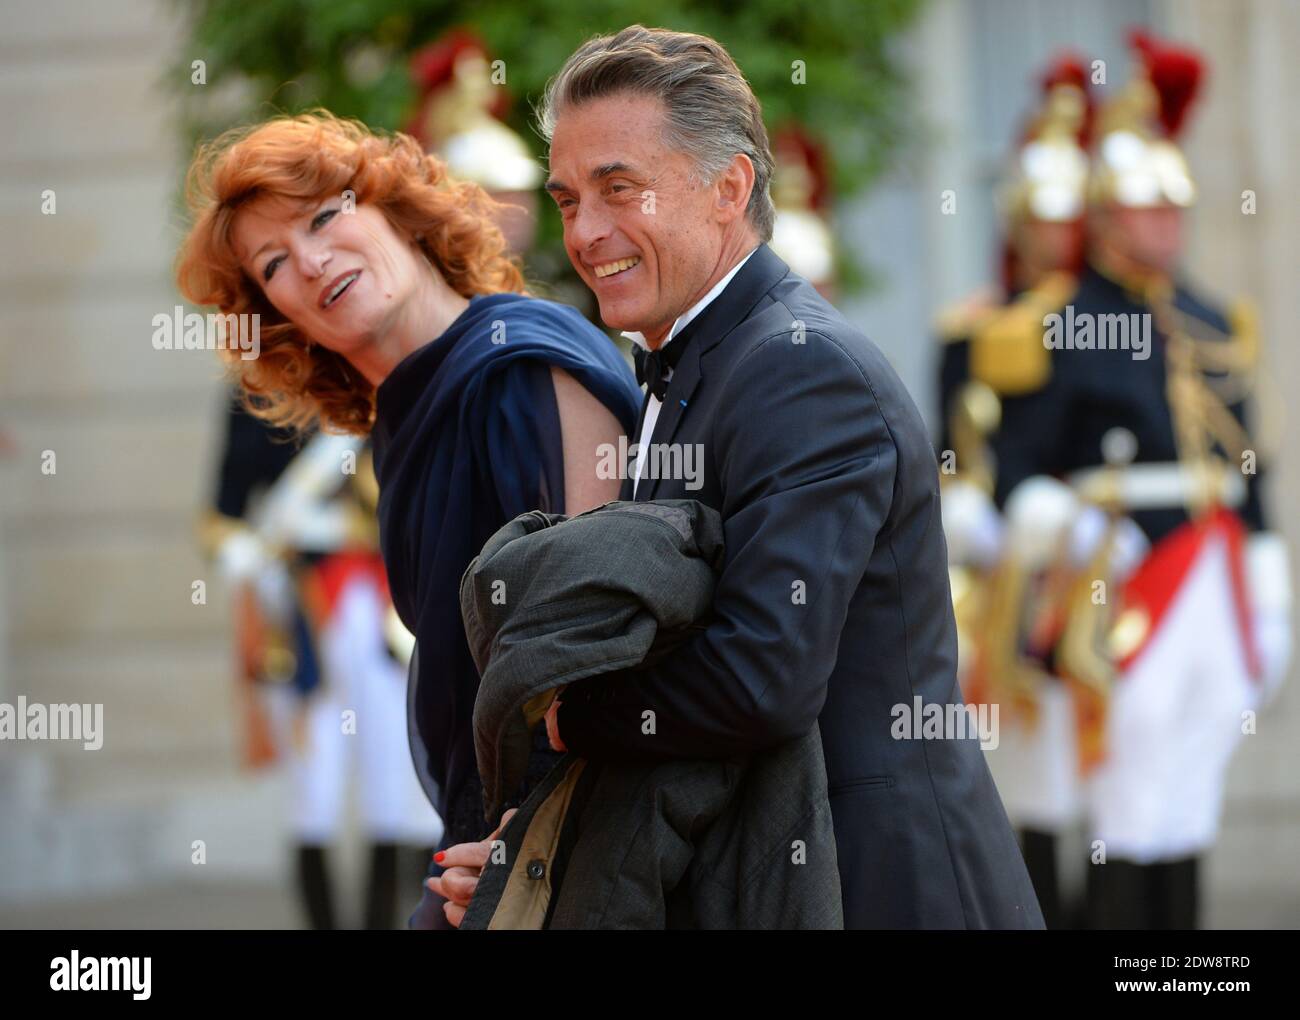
top-left (369, 292), bottom-right (640, 927)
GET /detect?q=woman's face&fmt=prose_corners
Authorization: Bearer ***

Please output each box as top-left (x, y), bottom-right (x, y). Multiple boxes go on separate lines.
top-left (232, 194), bottom-right (430, 357)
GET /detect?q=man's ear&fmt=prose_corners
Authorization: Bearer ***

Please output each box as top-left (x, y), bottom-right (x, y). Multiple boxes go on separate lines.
top-left (713, 153), bottom-right (755, 225)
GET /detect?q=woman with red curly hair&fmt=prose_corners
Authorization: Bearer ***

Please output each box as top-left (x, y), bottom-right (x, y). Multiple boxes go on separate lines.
top-left (176, 110), bottom-right (641, 928)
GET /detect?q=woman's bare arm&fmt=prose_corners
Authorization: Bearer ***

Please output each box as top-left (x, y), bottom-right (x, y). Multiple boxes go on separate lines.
top-left (428, 367), bottom-right (627, 927)
top-left (550, 365), bottom-right (625, 514)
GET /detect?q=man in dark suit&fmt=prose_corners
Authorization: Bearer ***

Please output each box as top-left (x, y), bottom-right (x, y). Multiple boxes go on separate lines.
top-left (530, 26), bottom-right (1043, 929)
top-left (437, 25), bottom-right (1043, 928)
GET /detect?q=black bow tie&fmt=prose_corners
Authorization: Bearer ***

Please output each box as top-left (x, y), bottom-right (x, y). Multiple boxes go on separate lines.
top-left (633, 322), bottom-right (698, 401)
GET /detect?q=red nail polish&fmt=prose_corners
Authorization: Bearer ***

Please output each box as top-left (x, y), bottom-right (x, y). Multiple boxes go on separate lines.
top-left (434, 851), bottom-right (446, 863)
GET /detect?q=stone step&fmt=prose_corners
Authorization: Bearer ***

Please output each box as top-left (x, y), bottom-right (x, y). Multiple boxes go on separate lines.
top-left (0, 744), bottom-right (290, 904)
top-left (0, 0), bottom-right (172, 52)
top-left (5, 530), bottom-right (237, 643)
top-left (0, 51), bottom-right (179, 171)
top-left (0, 414), bottom-right (222, 521)
top-left (51, 744), bottom-right (237, 805)
top-left (0, 174), bottom-right (185, 290)
top-left (0, 296), bottom-right (227, 405)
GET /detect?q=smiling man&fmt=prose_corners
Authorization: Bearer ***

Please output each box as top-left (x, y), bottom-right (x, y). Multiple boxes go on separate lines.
top-left (449, 24), bottom-right (1045, 929)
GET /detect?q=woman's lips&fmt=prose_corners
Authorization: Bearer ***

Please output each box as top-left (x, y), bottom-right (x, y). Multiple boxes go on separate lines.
top-left (320, 269), bottom-right (361, 310)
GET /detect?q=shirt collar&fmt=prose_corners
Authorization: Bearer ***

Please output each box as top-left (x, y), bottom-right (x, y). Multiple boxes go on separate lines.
top-left (621, 247), bottom-right (759, 352)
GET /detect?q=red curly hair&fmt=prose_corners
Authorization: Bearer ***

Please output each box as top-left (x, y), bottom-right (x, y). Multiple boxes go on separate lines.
top-left (175, 109), bottom-right (526, 434)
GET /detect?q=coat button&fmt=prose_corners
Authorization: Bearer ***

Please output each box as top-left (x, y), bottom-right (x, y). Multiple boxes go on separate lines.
top-left (526, 859), bottom-right (546, 880)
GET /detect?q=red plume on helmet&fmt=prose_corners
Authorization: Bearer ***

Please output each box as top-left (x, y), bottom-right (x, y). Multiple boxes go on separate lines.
top-left (1128, 28), bottom-right (1206, 138)
top-left (999, 51), bottom-right (1093, 292)
top-left (1038, 50), bottom-right (1094, 144)
top-left (403, 28), bottom-right (510, 146)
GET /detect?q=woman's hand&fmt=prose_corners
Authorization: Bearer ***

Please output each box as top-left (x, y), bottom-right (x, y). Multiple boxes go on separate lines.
top-left (425, 807), bottom-right (517, 928)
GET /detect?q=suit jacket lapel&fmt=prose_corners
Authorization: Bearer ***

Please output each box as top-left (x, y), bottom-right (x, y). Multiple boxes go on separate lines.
top-left (638, 341), bottom-right (703, 502)
top-left (632, 243), bottom-right (792, 503)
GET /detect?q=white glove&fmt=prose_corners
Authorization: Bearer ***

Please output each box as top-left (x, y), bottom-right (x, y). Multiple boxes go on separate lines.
top-left (215, 528), bottom-right (267, 587)
top-left (941, 479), bottom-right (1004, 568)
top-left (1067, 503), bottom-right (1149, 582)
top-left (1005, 475), bottom-right (1148, 580)
top-left (1004, 476), bottom-right (1079, 570)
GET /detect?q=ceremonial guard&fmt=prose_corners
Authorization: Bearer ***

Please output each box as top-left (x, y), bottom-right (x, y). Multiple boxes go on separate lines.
top-left (199, 393), bottom-right (443, 928)
top-left (406, 29), bottom-right (544, 257)
top-left (769, 126), bottom-right (836, 298)
top-left (938, 52), bottom-right (1093, 456)
top-left (937, 55), bottom-right (1100, 929)
top-left (977, 31), bottom-right (1292, 929)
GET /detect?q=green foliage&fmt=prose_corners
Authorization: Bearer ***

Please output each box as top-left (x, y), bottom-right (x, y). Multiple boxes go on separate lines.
top-left (168, 0), bottom-right (923, 292)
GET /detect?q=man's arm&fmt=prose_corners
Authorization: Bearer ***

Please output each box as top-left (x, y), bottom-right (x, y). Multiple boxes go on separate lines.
top-left (557, 328), bottom-right (897, 761)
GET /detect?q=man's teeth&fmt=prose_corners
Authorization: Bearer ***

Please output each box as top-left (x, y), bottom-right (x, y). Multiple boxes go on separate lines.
top-left (325, 272), bottom-right (359, 305)
top-left (594, 256), bottom-right (641, 279)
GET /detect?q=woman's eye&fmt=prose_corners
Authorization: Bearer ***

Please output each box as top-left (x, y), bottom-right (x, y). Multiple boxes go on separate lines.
top-left (263, 256), bottom-right (283, 282)
top-left (312, 209), bottom-right (337, 229)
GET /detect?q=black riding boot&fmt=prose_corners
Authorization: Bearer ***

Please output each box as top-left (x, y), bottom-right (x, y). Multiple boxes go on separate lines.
top-left (1020, 828), bottom-right (1064, 929)
top-left (364, 841), bottom-right (399, 930)
top-left (296, 843), bottom-right (336, 930)
top-left (1152, 855), bottom-right (1199, 929)
top-left (1086, 857), bottom-right (1150, 929)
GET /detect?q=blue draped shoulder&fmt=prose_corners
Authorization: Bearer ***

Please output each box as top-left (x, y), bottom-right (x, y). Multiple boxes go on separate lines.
top-left (370, 292), bottom-right (641, 833)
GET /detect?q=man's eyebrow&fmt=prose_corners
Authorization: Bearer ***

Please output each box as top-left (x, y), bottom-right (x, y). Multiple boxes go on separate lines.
top-left (544, 162), bottom-right (640, 194)
top-left (592, 161), bottom-right (636, 180)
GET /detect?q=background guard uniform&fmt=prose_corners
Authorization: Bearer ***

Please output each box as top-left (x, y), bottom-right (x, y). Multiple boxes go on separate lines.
top-left (959, 30), bottom-right (1292, 929)
top-left (199, 394), bottom-right (442, 928)
top-left (936, 57), bottom-right (1096, 929)
top-left (988, 258), bottom-right (1287, 927)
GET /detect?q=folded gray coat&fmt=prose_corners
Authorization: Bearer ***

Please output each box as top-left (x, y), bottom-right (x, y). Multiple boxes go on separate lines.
top-left (457, 499), bottom-right (843, 929)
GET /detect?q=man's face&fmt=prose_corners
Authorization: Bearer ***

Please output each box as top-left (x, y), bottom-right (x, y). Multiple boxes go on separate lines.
top-left (1104, 203), bottom-right (1185, 275)
top-left (1014, 217), bottom-right (1084, 280)
top-left (546, 93), bottom-right (728, 343)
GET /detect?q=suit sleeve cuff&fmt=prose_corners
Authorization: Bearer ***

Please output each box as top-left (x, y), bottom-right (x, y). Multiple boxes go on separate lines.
top-left (556, 682), bottom-right (660, 762)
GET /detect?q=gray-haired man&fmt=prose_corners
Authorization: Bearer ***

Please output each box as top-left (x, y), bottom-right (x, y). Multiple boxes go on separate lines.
top-left (440, 25), bottom-right (1044, 929)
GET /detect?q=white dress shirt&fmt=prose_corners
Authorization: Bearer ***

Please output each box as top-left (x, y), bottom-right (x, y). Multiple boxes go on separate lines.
top-left (622, 248), bottom-right (758, 497)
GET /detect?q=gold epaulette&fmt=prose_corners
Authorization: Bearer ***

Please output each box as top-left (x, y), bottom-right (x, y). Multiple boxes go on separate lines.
top-left (969, 272), bottom-right (1076, 396)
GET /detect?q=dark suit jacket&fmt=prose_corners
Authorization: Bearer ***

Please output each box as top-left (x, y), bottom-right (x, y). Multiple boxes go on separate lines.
top-left (557, 244), bottom-right (1044, 929)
